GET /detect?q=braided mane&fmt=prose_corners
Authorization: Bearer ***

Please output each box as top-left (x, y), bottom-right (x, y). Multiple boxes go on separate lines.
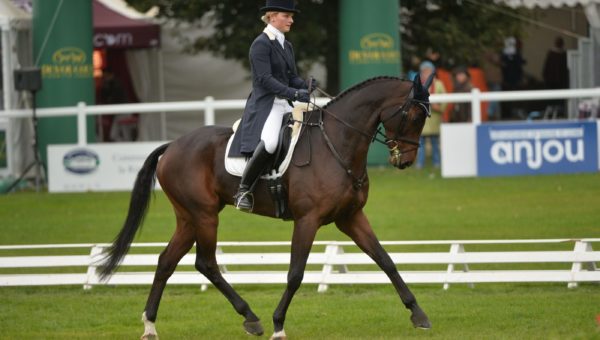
top-left (323, 76), bottom-right (410, 109)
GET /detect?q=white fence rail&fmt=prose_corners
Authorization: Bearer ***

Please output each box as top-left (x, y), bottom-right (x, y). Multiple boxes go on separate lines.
top-left (1, 88), bottom-right (599, 144)
top-left (1, 239), bottom-right (598, 291)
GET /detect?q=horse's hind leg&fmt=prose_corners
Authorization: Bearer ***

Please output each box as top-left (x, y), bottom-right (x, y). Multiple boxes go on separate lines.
top-left (142, 218), bottom-right (195, 339)
top-left (193, 215), bottom-right (263, 336)
top-left (335, 210), bottom-right (431, 329)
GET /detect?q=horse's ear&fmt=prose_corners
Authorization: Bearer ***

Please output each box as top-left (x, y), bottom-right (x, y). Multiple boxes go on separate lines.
top-left (423, 72), bottom-right (435, 91)
top-left (413, 73), bottom-right (422, 90)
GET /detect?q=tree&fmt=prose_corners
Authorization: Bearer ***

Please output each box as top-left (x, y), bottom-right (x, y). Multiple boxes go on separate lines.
top-left (125, 0), bottom-right (340, 90)
top-left (401, 0), bottom-right (528, 70)
top-left (125, 0), bottom-right (527, 93)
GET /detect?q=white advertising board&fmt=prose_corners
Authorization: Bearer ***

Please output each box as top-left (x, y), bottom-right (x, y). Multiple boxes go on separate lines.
top-left (48, 142), bottom-right (166, 193)
top-left (440, 123), bottom-right (477, 178)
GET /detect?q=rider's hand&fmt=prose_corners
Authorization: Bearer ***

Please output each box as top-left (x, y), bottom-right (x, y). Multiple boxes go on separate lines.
top-left (308, 78), bottom-right (319, 92)
top-left (295, 89), bottom-right (310, 103)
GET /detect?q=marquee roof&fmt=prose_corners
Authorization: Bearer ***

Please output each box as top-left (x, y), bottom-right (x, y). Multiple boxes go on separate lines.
top-left (93, 0), bottom-right (160, 49)
top-left (497, 0), bottom-right (600, 8)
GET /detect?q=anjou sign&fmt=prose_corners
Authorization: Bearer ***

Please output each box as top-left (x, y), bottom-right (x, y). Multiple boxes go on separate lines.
top-left (477, 122), bottom-right (598, 176)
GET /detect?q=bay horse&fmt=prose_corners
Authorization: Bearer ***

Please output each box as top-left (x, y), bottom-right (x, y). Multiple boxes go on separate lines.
top-left (99, 74), bottom-right (434, 339)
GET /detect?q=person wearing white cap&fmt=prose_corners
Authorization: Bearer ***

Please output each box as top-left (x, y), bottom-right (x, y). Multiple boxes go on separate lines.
top-left (415, 61), bottom-right (446, 169)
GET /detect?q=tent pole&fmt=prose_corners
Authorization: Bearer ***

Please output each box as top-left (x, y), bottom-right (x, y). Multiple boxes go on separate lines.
top-left (2, 27), bottom-right (12, 111)
top-left (2, 27), bottom-right (15, 177)
top-left (157, 47), bottom-right (167, 140)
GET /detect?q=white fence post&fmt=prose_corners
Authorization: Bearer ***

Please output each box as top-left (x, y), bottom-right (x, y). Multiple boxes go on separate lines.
top-left (84, 245), bottom-right (104, 290)
top-left (77, 101), bottom-right (87, 146)
top-left (204, 96), bottom-right (215, 126)
top-left (319, 243), bottom-right (347, 293)
top-left (568, 240), bottom-right (597, 288)
top-left (470, 88), bottom-right (481, 125)
top-left (444, 243), bottom-right (473, 290)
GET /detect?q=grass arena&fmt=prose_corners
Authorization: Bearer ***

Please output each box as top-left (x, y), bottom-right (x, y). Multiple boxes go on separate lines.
top-left (1, 168), bottom-right (599, 339)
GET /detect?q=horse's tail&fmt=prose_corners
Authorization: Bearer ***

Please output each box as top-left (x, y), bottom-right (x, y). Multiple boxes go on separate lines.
top-left (98, 142), bottom-right (170, 280)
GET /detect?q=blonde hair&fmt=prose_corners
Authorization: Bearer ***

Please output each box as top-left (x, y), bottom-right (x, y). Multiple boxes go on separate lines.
top-left (261, 11), bottom-right (278, 24)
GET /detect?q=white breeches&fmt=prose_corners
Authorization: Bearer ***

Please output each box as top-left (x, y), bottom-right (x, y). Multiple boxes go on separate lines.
top-left (261, 98), bottom-right (293, 154)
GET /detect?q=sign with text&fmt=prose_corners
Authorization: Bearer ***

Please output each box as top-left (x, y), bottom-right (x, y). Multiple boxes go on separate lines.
top-left (48, 142), bottom-right (165, 192)
top-left (477, 122), bottom-right (598, 177)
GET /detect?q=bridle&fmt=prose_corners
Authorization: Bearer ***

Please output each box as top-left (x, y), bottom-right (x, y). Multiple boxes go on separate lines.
top-left (375, 93), bottom-right (431, 164)
top-left (299, 85), bottom-right (430, 189)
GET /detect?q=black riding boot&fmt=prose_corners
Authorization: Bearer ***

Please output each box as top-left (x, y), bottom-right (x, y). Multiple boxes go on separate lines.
top-left (234, 141), bottom-right (272, 212)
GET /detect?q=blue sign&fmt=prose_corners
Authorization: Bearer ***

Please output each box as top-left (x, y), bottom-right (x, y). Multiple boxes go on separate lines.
top-left (477, 122), bottom-right (598, 177)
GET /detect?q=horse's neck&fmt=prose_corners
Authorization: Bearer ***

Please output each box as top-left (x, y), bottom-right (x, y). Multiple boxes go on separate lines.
top-left (326, 80), bottom-right (400, 137)
top-left (321, 96), bottom-right (382, 168)
top-left (320, 80), bottom-right (407, 170)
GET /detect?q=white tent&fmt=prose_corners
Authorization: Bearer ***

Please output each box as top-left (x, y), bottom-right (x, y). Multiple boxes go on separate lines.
top-left (497, 0), bottom-right (600, 28)
top-left (89, 0), bottom-right (253, 140)
top-left (1, 0), bottom-right (33, 178)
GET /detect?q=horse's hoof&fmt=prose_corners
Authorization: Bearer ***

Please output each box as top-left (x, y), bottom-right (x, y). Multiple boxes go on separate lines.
top-left (410, 307), bottom-right (431, 329)
top-left (269, 329), bottom-right (287, 340)
top-left (243, 320), bottom-right (264, 336)
top-left (141, 312), bottom-right (159, 339)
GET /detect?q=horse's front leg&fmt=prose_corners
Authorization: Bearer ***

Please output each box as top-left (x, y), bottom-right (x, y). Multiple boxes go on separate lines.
top-left (335, 210), bottom-right (431, 329)
top-left (271, 216), bottom-right (319, 340)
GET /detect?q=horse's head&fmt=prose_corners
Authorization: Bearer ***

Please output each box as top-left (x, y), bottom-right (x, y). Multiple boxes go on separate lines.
top-left (380, 73), bottom-right (433, 169)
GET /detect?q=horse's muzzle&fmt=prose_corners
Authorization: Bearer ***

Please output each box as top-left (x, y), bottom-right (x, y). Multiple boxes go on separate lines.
top-left (389, 147), bottom-right (413, 169)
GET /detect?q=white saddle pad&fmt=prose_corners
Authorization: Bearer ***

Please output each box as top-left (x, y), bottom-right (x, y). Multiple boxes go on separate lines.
top-left (225, 104), bottom-right (314, 179)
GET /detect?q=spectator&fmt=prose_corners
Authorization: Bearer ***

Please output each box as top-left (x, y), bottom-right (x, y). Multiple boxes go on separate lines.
top-left (406, 55), bottom-right (421, 81)
top-left (424, 47), bottom-right (442, 69)
top-left (500, 37), bottom-right (526, 119)
top-left (450, 66), bottom-right (473, 123)
top-left (542, 37), bottom-right (569, 90)
top-left (542, 36), bottom-right (569, 117)
top-left (415, 61), bottom-right (446, 169)
top-left (500, 37), bottom-right (526, 91)
top-left (98, 68), bottom-right (137, 142)
top-left (482, 48), bottom-right (503, 120)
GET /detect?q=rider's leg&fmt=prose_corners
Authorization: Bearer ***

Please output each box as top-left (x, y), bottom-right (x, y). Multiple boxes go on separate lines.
top-left (234, 140), bottom-right (272, 212)
top-left (234, 99), bottom-right (290, 212)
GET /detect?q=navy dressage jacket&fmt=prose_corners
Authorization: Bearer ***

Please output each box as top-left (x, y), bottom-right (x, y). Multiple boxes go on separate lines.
top-left (228, 30), bottom-right (307, 157)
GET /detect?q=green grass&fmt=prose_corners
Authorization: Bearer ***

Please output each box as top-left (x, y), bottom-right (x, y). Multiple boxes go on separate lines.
top-left (1, 284), bottom-right (599, 339)
top-left (1, 168), bottom-right (600, 339)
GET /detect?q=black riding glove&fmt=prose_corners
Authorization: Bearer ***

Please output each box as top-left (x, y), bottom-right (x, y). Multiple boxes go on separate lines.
top-left (295, 89), bottom-right (310, 103)
top-left (308, 78), bottom-right (319, 92)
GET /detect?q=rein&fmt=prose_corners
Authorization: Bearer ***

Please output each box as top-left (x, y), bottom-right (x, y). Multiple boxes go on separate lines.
top-left (296, 86), bottom-right (430, 189)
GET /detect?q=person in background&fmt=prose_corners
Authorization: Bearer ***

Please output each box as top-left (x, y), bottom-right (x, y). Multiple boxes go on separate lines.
top-left (500, 37), bottom-right (526, 119)
top-left (542, 36), bottom-right (569, 117)
top-left (482, 48), bottom-right (503, 120)
top-left (415, 61), bottom-right (446, 169)
top-left (543, 37), bottom-right (569, 90)
top-left (99, 69), bottom-right (137, 142)
top-left (406, 55), bottom-right (421, 81)
top-left (450, 66), bottom-right (473, 123)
